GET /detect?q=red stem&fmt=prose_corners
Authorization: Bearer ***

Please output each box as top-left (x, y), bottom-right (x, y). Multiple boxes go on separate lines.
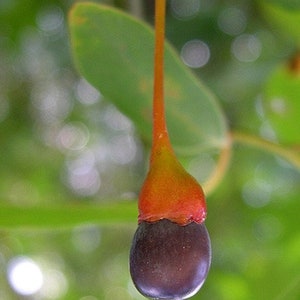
top-left (152, 0), bottom-right (171, 156)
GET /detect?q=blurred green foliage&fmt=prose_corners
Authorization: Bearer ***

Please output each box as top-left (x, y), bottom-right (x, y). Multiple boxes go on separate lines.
top-left (0, 0), bottom-right (299, 299)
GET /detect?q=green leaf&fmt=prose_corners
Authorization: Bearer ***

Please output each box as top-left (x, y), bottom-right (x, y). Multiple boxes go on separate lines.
top-left (263, 0), bottom-right (300, 10)
top-left (69, 3), bottom-right (228, 157)
top-left (0, 203), bottom-right (137, 229)
top-left (264, 0), bottom-right (300, 10)
top-left (260, 2), bottom-right (300, 43)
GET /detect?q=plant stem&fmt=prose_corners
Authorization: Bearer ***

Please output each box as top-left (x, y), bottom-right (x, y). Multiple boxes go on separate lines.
top-left (152, 0), bottom-right (171, 155)
top-left (232, 131), bottom-right (300, 169)
top-left (203, 136), bottom-right (232, 194)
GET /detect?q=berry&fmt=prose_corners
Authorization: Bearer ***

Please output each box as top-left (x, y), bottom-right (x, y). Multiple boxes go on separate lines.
top-left (130, 219), bottom-right (211, 299)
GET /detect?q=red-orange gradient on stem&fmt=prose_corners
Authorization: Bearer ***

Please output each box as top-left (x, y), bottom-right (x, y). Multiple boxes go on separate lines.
top-left (138, 0), bottom-right (207, 226)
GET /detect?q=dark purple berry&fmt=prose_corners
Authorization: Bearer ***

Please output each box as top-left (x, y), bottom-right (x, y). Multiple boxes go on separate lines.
top-left (130, 219), bottom-right (211, 299)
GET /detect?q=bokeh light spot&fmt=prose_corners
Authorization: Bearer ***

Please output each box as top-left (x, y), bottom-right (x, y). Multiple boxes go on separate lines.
top-left (76, 78), bottom-right (101, 105)
top-left (65, 151), bottom-right (101, 196)
top-left (270, 98), bottom-right (287, 115)
top-left (40, 269), bottom-right (68, 299)
top-left (36, 5), bottom-right (64, 36)
top-left (231, 34), bottom-right (262, 62)
top-left (56, 122), bottom-right (90, 151)
top-left (7, 256), bottom-right (43, 296)
top-left (72, 225), bottom-right (101, 253)
top-left (103, 105), bottom-right (133, 131)
top-left (109, 135), bottom-right (137, 165)
top-left (170, 0), bottom-right (201, 19)
top-left (31, 83), bottom-right (72, 124)
top-left (218, 7), bottom-right (247, 36)
top-left (242, 180), bottom-right (272, 208)
top-left (181, 39), bottom-right (210, 68)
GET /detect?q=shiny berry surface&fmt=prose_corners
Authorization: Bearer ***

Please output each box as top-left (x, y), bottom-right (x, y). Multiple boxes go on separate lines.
top-left (130, 219), bottom-right (211, 299)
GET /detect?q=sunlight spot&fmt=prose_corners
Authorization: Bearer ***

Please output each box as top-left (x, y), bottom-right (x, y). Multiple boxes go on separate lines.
top-left (31, 83), bottom-right (72, 124)
top-left (242, 180), bottom-right (272, 208)
top-left (170, 0), bottom-right (200, 19)
top-left (7, 256), bottom-right (43, 296)
top-left (103, 105), bottom-right (133, 131)
top-left (36, 5), bottom-right (64, 36)
top-left (56, 122), bottom-right (90, 151)
top-left (270, 98), bottom-right (287, 115)
top-left (109, 135), bottom-right (137, 165)
top-left (68, 167), bottom-right (101, 196)
top-left (40, 269), bottom-right (68, 299)
top-left (218, 7), bottom-right (247, 36)
top-left (181, 39), bottom-right (210, 68)
top-left (231, 34), bottom-right (261, 62)
top-left (65, 151), bottom-right (101, 196)
top-left (72, 225), bottom-right (101, 253)
top-left (76, 78), bottom-right (101, 105)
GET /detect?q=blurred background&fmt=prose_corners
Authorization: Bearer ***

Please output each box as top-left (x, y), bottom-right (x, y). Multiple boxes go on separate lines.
top-left (0, 0), bottom-right (299, 299)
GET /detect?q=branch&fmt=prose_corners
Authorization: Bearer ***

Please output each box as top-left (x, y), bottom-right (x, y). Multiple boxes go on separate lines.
top-left (232, 131), bottom-right (300, 170)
